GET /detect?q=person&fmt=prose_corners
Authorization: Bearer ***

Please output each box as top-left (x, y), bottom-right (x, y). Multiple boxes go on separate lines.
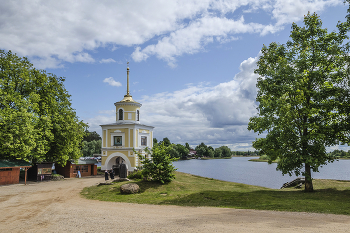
top-left (110, 169), bottom-right (114, 179)
top-left (105, 169), bottom-right (109, 182)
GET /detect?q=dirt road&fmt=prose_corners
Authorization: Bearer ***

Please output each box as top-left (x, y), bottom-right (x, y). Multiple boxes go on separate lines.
top-left (1, 176), bottom-right (350, 232)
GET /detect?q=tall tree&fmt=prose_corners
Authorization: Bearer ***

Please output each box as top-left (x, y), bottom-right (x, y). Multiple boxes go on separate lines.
top-left (195, 142), bottom-right (207, 157)
top-left (162, 137), bottom-right (171, 147)
top-left (248, 13), bottom-right (350, 192)
top-left (0, 50), bottom-right (87, 165)
top-left (83, 130), bottom-right (101, 142)
top-left (82, 140), bottom-right (102, 157)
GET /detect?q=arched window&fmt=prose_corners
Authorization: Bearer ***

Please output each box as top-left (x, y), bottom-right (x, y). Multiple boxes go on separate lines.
top-left (119, 109), bottom-right (123, 120)
top-left (137, 110), bottom-right (140, 121)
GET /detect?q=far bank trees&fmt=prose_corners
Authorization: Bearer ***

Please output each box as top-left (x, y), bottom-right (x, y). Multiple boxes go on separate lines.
top-left (248, 13), bottom-right (350, 192)
top-left (0, 50), bottom-right (86, 166)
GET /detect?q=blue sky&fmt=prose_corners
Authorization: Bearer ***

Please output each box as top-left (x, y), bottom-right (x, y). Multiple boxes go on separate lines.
top-left (1, 0), bottom-right (349, 151)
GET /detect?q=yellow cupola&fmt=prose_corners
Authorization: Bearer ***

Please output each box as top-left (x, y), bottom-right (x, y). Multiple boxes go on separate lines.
top-left (114, 66), bottom-right (141, 124)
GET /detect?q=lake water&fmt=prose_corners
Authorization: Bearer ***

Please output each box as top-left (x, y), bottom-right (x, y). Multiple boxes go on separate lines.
top-left (173, 157), bottom-right (350, 189)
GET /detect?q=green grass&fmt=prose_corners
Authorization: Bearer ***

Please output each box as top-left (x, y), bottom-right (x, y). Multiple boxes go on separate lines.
top-left (81, 172), bottom-right (350, 215)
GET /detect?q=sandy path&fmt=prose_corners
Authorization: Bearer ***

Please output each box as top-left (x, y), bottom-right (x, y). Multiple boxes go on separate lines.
top-left (1, 176), bottom-right (350, 233)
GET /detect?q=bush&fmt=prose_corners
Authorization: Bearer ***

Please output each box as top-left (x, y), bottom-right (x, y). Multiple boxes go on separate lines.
top-left (127, 170), bottom-right (143, 179)
top-left (259, 155), bottom-right (269, 160)
top-left (135, 143), bottom-right (177, 184)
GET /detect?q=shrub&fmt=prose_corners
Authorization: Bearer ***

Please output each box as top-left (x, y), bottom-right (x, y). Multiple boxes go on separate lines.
top-left (127, 170), bottom-right (143, 179)
top-left (134, 143), bottom-right (177, 184)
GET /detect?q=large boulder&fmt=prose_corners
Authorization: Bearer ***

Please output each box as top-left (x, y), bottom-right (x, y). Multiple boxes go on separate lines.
top-left (120, 183), bottom-right (140, 194)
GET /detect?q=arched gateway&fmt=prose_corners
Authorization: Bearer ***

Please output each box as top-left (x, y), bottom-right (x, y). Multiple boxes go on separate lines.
top-left (100, 66), bottom-right (154, 173)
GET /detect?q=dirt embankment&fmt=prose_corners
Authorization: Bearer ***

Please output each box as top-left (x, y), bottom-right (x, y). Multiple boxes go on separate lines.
top-left (1, 176), bottom-right (350, 233)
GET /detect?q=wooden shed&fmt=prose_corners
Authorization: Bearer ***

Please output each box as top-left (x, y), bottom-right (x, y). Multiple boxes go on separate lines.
top-left (55, 159), bottom-right (97, 178)
top-left (27, 162), bottom-right (53, 181)
top-left (0, 160), bottom-right (32, 185)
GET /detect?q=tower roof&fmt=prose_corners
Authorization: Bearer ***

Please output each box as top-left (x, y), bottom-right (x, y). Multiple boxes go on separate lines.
top-left (115, 65), bottom-right (141, 105)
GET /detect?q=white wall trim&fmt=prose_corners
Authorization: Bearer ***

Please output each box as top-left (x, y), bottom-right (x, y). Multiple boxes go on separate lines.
top-left (102, 152), bottom-right (132, 171)
top-left (110, 132), bottom-right (125, 147)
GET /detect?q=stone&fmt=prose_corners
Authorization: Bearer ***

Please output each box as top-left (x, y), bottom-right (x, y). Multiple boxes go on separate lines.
top-left (113, 178), bottom-right (130, 182)
top-left (52, 175), bottom-right (64, 181)
top-left (280, 177), bottom-right (305, 189)
top-left (120, 183), bottom-right (140, 194)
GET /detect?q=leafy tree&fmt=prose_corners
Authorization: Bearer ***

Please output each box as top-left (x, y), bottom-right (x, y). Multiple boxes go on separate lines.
top-left (153, 138), bottom-right (158, 146)
top-left (195, 142), bottom-right (207, 157)
top-left (0, 50), bottom-right (87, 165)
top-left (185, 142), bottom-right (191, 150)
top-left (329, 149), bottom-right (350, 158)
top-left (248, 13), bottom-right (350, 192)
top-left (135, 143), bottom-right (177, 184)
top-left (161, 137), bottom-right (171, 147)
top-left (82, 140), bottom-right (102, 157)
top-left (219, 146), bottom-right (232, 158)
top-left (83, 130), bottom-right (101, 142)
top-left (175, 144), bottom-right (189, 159)
top-left (214, 147), bottom-right (222, 158)
top-left (207, 146), bottom-right (215, 158)
top-left (169, 144), bottom-right (180, 159)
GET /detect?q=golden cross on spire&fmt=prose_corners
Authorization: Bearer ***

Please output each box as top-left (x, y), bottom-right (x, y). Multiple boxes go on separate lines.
top-left (126, 62), bottom-right (130, 96)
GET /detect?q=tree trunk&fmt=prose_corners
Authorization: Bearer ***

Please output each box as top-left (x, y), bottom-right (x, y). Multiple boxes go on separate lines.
top-left (304, 163), bottom-right (313, 192)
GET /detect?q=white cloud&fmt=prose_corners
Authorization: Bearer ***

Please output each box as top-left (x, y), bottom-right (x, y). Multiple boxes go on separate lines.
top-left (0, 0), bottom-right (341, 68)
top-left (100, 58), bottom-right (116, 64)
top-left (103, 77), bottom-right (122, 87)
top-left (86, 55), bottom-right (260, 149)
top-left (131, 0), bottom-right (342, 66)
top-left (131, 16), bottom-right (267, 66)
top-left (137, 55), bottom-right (260, 147)
top-left (272, 0), bottom-right (340, 26)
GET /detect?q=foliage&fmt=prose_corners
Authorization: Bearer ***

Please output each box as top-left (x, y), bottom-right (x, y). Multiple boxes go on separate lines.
top-left (83, 130), bottom-right (101, 142)
top-left (168, 144), bottom-right (180, 159)
top-left (248, 13), bottom-right (350, 191)
top-left (0, 50), bottom-right (87, 165)
top-left (195, 142), bottom-right (208, 157)
top-left (214, 146), bottom-right (231, 158)
top-left (328, 150), bottom-right (350, 159)
top-left (153, 138), bottom-right (158, 146)
top-left (82, 140), bottom-right (102, 157)
top-left (160, 137), bottom-right (171, 147)
top-left (127, 169), bottom-right (144, 180)
top-left (173, 144), bottom-right (189, 159)
top-left (232, 151), bottom-right (259, 156)
top-left (135, 143), bottom-right (177, 184)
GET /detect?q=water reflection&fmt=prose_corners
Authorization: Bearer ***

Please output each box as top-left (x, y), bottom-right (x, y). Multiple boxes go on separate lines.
top-left (173, 157), bottom-right (350, 189)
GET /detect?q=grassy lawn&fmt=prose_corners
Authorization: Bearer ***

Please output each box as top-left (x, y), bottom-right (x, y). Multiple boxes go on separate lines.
top-left (81, 171), bottom-right (350, 215)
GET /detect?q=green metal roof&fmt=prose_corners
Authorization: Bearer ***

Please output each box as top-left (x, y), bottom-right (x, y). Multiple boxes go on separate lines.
top-left (0, 160), bottom-right (32, 168)
top-left (71, 159), bottom-right (97, 165)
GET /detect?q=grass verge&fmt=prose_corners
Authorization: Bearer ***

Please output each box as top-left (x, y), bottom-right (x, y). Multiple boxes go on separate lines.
top-left (81, 171), bottom-right (350, 215)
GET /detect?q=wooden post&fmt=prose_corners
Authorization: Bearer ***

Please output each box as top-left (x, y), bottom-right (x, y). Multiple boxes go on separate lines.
top-left (24, 167), bottom-right (27, 185)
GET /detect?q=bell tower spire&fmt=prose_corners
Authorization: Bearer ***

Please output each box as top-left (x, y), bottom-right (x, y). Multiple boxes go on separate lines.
top-left (116, 62), bottom-right (139, 103)
top-left (125, 62), bottom-right (130, 97)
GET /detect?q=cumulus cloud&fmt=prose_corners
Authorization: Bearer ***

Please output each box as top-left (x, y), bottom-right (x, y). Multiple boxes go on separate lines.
top-left (131, 16), bottom-right (267, 67)
top-left (140, 55), bottom-right (260, 149)
top-left (86, 55), bottom-right (260, 149)
top-left (103, 77), bottom-right (122, 87)
top-left (100, 58), bottom-right (116, 63)
top-left (271, 0), bottom-right (340, 26)
top-left (0, 0), bottom-right (341, 68)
